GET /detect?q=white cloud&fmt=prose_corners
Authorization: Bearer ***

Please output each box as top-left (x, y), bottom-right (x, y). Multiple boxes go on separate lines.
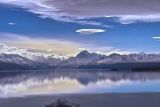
top-left (8, 22), bottom-right (16, 25)
top-left (113, 15), bottom-right (160, 24)
top-left (0, 32), bottom-right (83, 56)
top-left (76, 29), bottom-right (106, 35)
top-left (1, 0), bottom-right (160, 25)
top-left (0, 32), bottom-right (132, 56)
top-left (152, 36), bottom-right (160, 39)
top-left (0, 0), bottom-right (108, 27)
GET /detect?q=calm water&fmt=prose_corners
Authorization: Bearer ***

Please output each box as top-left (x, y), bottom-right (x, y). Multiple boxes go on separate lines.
top-left (0, 70), bottom-right (160, 97)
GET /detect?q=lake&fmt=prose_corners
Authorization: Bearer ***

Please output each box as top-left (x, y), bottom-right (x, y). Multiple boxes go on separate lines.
top-left (0, 70), bottom-right (160, 97)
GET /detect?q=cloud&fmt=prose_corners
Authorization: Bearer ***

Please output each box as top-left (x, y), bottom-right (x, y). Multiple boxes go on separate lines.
top-left (152, 36), bottom-right (160, 39)
top-left (0, 0), bottom-right (108, 27)
top-left (8, 22), bottom-right (16, 25)
top-left (76, 29), bottom-right (106, 35)
top-left (0, 77), bottom-right (84, 97)
top-left (0, 32), bottom-right (132, 56)
top-left (0, 32), bottom-right (82, 56)
top-left (112, 15), bottom-right (160, 24)
top-left (1, 0), bottom-right (160, 25)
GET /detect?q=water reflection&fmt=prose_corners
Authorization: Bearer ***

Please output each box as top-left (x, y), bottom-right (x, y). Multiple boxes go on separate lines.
top-left (0, 70), bottom-right (160, 97)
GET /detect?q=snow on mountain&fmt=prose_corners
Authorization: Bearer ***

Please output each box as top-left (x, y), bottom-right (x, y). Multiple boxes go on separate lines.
top-left (0, 44), bottom-right (27, 55)
top-left (96, 53), bottom-right (160, 64)
top-left (0, 53), bottom-right (36, 66)
top-left (0, 44), bottom-right (67, 66)
top-left (60, 50), bottom-right (106, 67)
top-left (1, 44), bottom-right (160, 69)
top-left (60, 50), bottom-right (160, 67)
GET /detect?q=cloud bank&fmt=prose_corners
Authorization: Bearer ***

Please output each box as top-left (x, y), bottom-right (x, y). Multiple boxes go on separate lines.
top-left (0, 32), bottom-right (82, 56)
top-left (1, 0), bottom-right (160, 24)
top-left (0, 32), bottom-right (131, 56)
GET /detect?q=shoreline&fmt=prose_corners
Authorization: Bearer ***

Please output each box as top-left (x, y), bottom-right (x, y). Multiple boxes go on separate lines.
top-left (1, 93), bottom-right (160, 107)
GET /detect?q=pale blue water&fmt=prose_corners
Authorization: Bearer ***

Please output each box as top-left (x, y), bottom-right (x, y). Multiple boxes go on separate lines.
top-left (0, 70), bottom-right (160, 97)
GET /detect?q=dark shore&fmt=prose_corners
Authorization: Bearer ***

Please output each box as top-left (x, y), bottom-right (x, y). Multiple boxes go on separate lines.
top-left (0, 93), bottom-right (160, 107)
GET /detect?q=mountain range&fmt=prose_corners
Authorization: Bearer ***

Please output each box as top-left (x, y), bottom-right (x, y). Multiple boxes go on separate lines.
top-left (1, 44), bottom-right (160, 70)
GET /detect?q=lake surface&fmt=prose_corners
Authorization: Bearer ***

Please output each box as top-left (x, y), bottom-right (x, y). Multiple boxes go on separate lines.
top-left (0, 70), bottom-right (160, 97)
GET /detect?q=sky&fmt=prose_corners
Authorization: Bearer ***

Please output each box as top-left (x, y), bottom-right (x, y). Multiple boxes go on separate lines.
top-left (0, 0), bottom-right (160, 56)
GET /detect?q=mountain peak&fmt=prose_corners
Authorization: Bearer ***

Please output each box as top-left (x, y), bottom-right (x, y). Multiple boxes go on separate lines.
top-left (76, 50), bottom-right (90, 58)
top-left (139, 52), bottom-right (146, 55)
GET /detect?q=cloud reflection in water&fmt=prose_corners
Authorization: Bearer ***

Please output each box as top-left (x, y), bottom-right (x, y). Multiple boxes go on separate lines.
top-left (0, 70), bottom-right (160, 97)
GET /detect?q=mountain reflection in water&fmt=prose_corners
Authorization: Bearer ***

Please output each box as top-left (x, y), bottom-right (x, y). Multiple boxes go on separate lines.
top-left (0, 69), bottom-right (160, 97)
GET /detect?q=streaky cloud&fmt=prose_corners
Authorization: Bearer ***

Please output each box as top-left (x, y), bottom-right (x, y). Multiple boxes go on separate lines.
top-left (76, 29), bottom-right (106, 35)
top-left (112, 15), bottom-right (160, 24)
top-left (8, 22), bottom-right (16, 25)
top-left (0, 0), bottom-right (108, 27)
top-left (1, 0), bottom-right (160, 25)
top-left (152, 36), bottom-right (160, 39)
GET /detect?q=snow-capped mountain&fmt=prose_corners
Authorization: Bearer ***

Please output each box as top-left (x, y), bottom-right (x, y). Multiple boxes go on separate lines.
top-left (95, 52), bottom-right (160, 64)
top-left (0, 44), bottom-right (66, 67)
top-left (0, 53), bottom-right (50, 70)
top-left (28, 54), bottom-right (63, 66)
top-left (0, 44), bottom-right (67, 60)
top-left (61, 50), bottom-right (160, 65)
top-left (0, 44), bottom-right (26, 55)
top-left (60, 50), bottom-right (106, 67)
top-left (58, 50), bottom-right (160, 70)
top-left (0, 53), bottom-right (35, 65)
top-left (1, 44), bottom-right (160, 70)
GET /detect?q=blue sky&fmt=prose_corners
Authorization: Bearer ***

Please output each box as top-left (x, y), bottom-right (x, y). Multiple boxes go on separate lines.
top-left (0, 0), bottom-right (160, 56)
